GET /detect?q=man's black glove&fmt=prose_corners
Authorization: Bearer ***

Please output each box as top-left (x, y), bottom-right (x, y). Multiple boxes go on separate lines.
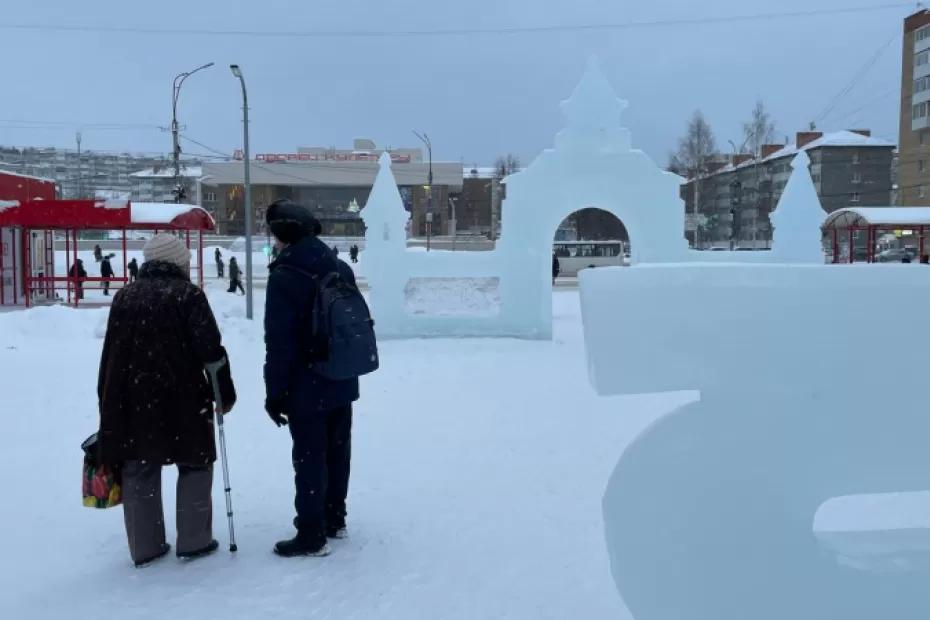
top-left (265, 395), bottom-right (289, 427)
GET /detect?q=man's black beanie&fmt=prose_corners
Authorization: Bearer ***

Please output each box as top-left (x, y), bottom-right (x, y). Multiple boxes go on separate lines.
top-left (265, 199), bottom-right (322, 243)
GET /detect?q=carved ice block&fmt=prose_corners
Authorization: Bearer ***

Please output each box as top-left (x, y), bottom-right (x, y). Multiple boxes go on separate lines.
top-left (579, 263), bottom-right (930, 620)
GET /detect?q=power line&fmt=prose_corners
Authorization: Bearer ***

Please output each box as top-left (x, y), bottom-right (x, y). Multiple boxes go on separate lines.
top-left (815, 31), bottom-right (900, 125)
top-left (0, 119), bottom-right (160, 130)
top-left (0, 4), bottom-right (913, 39)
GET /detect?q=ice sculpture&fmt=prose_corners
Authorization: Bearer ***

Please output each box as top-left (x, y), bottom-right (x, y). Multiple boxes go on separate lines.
top-left (362, 58), bottom-right (688, 338)
top-left (769, 151), bottom-right (827, 263)
top-left (580, 262), bottom-right (930, 619)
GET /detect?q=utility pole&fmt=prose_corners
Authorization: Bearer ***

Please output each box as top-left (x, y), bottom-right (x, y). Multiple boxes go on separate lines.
top-left (230, 64), bottom-right (253, 320)
top-left (172, 62), bottom-right (214, 203)
top-left (75, 131), bottom-right (82, 199)
top-left (490, 178), bottom-right (500, 242)
top-left (413, 131), bottom-right (432, 251)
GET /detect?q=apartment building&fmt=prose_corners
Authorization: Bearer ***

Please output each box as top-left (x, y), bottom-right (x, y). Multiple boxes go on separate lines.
top-left (682, 130), bottom-right (894, 248)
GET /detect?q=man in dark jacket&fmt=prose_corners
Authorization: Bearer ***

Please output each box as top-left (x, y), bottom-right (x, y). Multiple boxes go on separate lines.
top-left (100, 253), bottom-right (115, 295)
top-left (552, 252), bottom-right (561, 285)
top-left (69, 258), bottom-right (87, 300)
top-left (349, 244), bottom-right (359, 264)
top-left (97, 233), bottom-right (236, 567)
top-left (215, 247), bottom-right (224, 279)
top-left (227, 257), bottom-right (244, 294)
top-left (264, 198), bottom-right (359, 558)
top-left (127, 258), bottom-right (139, 283)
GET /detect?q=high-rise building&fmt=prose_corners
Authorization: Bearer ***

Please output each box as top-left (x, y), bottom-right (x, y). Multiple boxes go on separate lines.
top-left (898, 9), bottom-right (930, 205)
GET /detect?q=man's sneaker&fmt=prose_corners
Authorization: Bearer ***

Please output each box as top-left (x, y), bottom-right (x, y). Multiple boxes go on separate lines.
top-left (134, 543), bottom-right (171, 568)
top-left (274, 536), bottom-right (331, 558)
top-left (326, 526), bottom-right (348, 539)
top-left (177, 539), bottom-right (219, 561)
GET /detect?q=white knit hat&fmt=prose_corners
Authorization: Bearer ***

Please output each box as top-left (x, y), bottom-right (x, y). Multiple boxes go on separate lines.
top-left (143, 233), bottom-right (191, 269)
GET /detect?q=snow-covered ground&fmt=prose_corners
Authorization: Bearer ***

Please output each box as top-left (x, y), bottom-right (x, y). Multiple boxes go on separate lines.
top-left (0, 287), bottom-right (691, 619)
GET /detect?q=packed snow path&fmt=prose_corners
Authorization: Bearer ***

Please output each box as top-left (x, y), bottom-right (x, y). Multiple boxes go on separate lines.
top-left (0, 287), bottom-right (691, 619)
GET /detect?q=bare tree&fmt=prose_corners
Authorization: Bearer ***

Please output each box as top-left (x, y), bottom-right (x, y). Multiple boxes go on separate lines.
top-left (742, 100), bottom-right (776, 156)
top-left (670, 111), bottom-right (717, 177)
top-left (670, 111), bottom-right (717, 248)
top-left (494, 154), bottom-right (521, 179)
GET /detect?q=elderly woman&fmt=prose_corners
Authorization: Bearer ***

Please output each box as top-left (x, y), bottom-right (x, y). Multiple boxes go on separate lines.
top-left (97, 233), bottom-right (236, 567)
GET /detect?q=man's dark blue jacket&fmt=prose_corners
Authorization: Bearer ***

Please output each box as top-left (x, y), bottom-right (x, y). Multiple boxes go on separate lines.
top-left (264, 235), bottom-right (359, 413)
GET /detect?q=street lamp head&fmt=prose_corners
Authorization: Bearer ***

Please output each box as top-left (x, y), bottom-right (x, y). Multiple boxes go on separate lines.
top-left (230, 64), bottom-right (243, 78)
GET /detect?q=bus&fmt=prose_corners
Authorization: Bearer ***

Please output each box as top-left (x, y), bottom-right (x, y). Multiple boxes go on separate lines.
top-left (553, 240), bottom-right (629, 277)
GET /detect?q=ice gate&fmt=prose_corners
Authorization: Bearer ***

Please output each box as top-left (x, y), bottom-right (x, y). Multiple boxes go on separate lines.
top-left (361, 59), bottom-right (688, 339)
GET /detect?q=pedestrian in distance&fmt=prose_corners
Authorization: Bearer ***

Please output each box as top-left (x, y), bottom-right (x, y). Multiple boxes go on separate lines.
top-left (227, 257), bottom-right (244, 294)
top-left (332, 244), bottom-right (340, 258)
top-left (100, 253), bottom-right (115, 296)
top-left (69, 258), bottom-right (87, 300)
top-left (349, 244), bottom-right (359, 264)
top-left (552, 252), bottom-right (561, 285)
top-left (215, 248), bottom-right (224, 279)
top-left (96, 233), bottom-right (237, 567)
top-left (127, 258), bottom-right (139, 283)
top-left (263, 198), bottom-right (378, 558)
top-left (93, 244), bottom-right (103, 263)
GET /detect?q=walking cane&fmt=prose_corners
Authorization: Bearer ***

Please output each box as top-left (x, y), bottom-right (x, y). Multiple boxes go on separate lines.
top-left (205, 359), bottom-right (238, 553)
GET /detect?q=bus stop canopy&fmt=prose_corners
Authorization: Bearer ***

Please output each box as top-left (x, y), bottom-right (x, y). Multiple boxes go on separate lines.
top-left (0, 199), bottom-right (214, 231)
top-left (822, 207), bottom-right (930, 264)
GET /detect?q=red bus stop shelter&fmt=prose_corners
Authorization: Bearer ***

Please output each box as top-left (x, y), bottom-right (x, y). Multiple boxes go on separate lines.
top-left (822, 207), bottom-right (930, 264)
top-left (0, 199), bottom-right (214, 307)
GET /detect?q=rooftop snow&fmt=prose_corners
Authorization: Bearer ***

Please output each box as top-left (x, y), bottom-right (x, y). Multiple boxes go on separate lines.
top-left (762, 131), bottom-right (894, 162)
top-left (130, 166), bottom-right (202, 179)
top-left (823, 206), bottom-right (930, 228)
top-left (130, 202), bottom-right (211, 225)
top-left (0, 168), bottom-right (57, 184)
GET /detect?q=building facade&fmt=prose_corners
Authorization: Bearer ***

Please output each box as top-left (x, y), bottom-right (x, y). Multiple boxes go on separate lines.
top-left (0, 145), bottom-right (201, 200)
top-left (682, 130), bottom-right (894, 248)
top-left (201, 157), bottom-right (463, 237)
top-left (899, 10), bottom-right (930, 205)
top-left (130, 164), bottom-right (202, 203)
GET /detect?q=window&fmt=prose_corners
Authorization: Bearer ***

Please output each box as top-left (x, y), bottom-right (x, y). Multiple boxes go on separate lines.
top-left (204, 191), bottom-right (217, 202)
top-left (851, 152), bottom-right (860, 165)
top-left (919, 26), bottom-right (930, 41)
top-left (917, 51), bottom-right (929, 66)
top-left (850, 192), bottom-right (860, 203)
top-left (922, 132), bottom-right (928, 146)
top-left (852, 171), bottom-right (861, 184)
top-left (921, 186), bottom-right (927, 199)
top-left (920, 160), bottom-right (926, 173)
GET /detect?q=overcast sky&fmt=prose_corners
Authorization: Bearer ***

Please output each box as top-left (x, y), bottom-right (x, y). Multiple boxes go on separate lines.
top-left (0, 0), bottom-right (910, 167)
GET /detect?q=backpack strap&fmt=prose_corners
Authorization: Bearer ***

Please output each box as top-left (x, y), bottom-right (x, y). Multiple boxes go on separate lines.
top-left (274, 265), bottom-right (342, 336)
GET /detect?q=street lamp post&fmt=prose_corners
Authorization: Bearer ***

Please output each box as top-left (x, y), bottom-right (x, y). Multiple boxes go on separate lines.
top-left (172, 62), bottom-right (214, 203)
top-left (230, 64), bottom-right (253, 320)
top-left (413, 131), bottom-right (433, 251)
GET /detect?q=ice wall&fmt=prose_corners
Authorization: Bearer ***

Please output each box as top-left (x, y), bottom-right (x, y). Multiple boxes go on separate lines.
top-left (579, 263), bottom-right (930, 620)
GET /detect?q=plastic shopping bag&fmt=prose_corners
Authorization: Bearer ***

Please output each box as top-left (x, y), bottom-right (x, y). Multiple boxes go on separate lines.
top-left (81, 433), bottom-right (122, 509)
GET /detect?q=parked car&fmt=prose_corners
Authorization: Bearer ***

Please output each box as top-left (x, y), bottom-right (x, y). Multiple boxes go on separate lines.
top-left (877, 248), bottom-right (916, 263)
